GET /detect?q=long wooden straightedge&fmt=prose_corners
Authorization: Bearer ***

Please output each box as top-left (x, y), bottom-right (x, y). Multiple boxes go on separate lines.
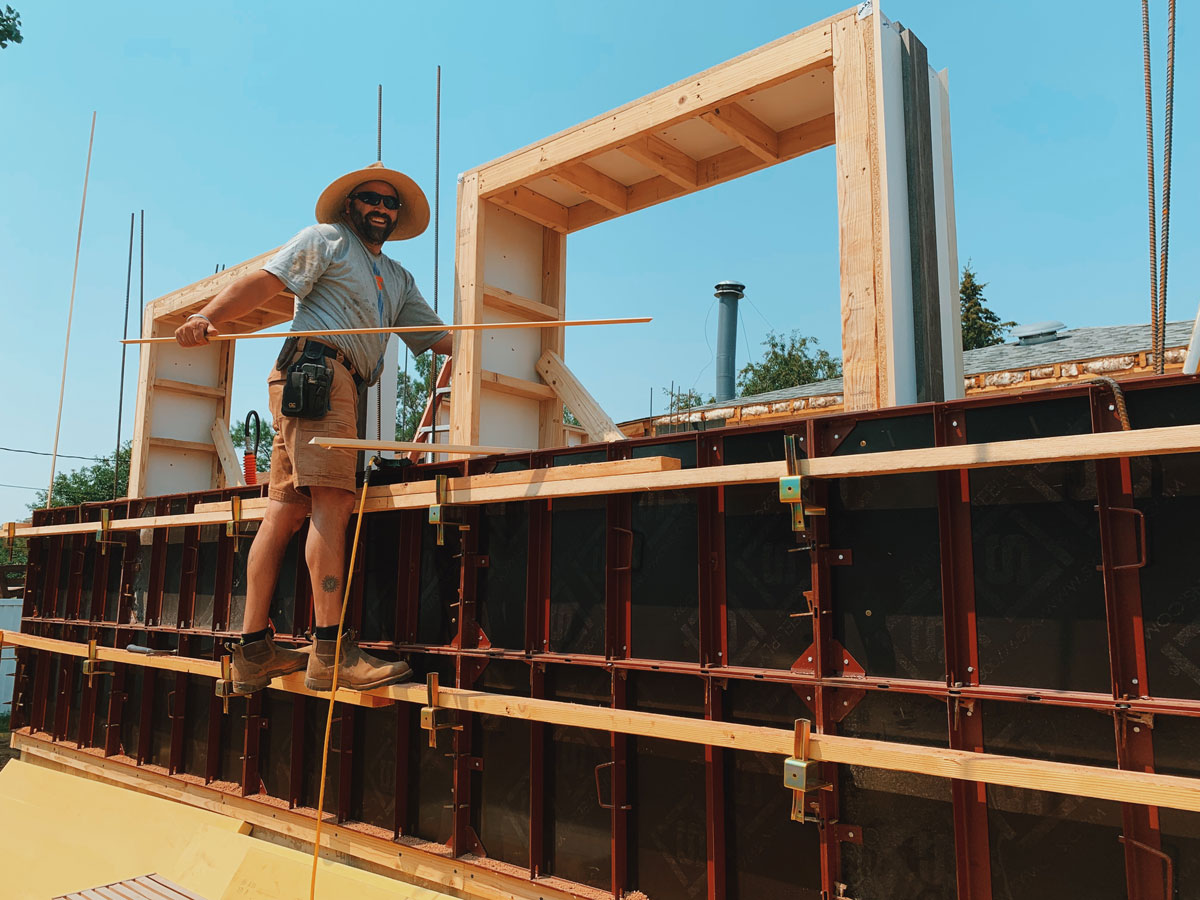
top-left (308, 437), bottom-right (524, 455)
top-left (8, 629), bottom-right (1200, 816)
top-left (8, 425), bottom-right (1200, 540)
top-left (123, 316), bottom-right (652, 344)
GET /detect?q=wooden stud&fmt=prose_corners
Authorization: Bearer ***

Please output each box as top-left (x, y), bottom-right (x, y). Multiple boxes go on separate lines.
top-left (480, 370), bottom-right (558, 402)
top-left (148, 437), bottom-right (218, 455)
top-left (483, 285), bottom-right (559, 321)
top-left (450, 172), bottom-right (486, 452)
top-left (832, 9), bottom-right (888, 411)
top-left (535, 349), bottom-right (626, 442)
top-left (699, 103), bottom-right (780, 162)
top-left (619, 133), bottom-right (699, 189)
top-left (210, 418), bottom-right (247, 488)
top-left (486, 187), bottom-right (569, 233)
top-left (475, 18), bottom-right (835, 195)
top-left (539, 227), bottom-right (568, 448)
top-left (153, 379), bottom-right (226, 400)
top-left (548, 163), bottom-right (630, 213)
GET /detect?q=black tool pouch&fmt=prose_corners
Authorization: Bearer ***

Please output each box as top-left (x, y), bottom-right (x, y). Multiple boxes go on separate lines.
top-left (280, 340), bottom-right (333, 419)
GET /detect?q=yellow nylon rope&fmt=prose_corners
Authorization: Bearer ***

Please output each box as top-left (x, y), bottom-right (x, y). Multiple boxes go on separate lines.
top-left (309, 465), bottom-right (373, 900)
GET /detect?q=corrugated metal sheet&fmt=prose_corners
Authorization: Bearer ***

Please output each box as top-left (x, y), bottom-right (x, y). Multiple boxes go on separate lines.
top-left (54, 873), bottom-right (207, 900)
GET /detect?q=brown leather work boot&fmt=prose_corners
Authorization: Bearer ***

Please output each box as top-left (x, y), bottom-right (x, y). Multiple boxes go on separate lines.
top-left (219, 635), bottom-right (309, 696)
top-left (304, 631), bottom-right (413, 692)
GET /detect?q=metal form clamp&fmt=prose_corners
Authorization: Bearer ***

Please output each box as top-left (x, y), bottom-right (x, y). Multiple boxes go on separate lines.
top-left (783, 718), bottom-right (831, 823)
top-left (215, 654), bottom-right (235, 713)
top-left (779, 435), bottom-right (825, 534)
top-left (82, 639), bottom-right (114, 688)
top-left (419, 672), bottom-right (462, 747)
top-left (94, 509), bottom-right (125, 556)
top-left (428, 475), bottom-right (469, 547)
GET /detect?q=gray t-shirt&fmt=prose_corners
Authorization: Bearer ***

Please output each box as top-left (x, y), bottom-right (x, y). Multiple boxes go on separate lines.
top-left (264, 222), bottom-right (447, 385)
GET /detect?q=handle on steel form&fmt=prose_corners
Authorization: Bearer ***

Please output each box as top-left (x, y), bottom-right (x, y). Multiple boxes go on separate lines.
top-left (594, 761), bottom-right (631, 811)
top-left (1102, 506), bottom-right (1149, 571)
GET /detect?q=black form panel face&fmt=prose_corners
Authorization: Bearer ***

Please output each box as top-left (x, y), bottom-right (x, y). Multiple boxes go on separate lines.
top-left (416, 521), bottom-right (460, 646)
top-left (829, 473), bottom-right (945, 681)
top-left (631, 490), bottom-right (699, 663)
top-left (360, 512), bottom-right (402, 644)
top-left (475, 661), bottom-right (531, 869)
top-left (549, 497), bottom-right (606, 656)
top-left (970, 461), bottom-right (1108, 693)
top-left (1132, 453), bottom-right (1200, 700)
top-left (545, 665), bottom-right (611, 891)
top-left (723, 682), bottom-right (821, 900)
top-left (478, 502), bottom-right (529, 651)
top-left (724, 483), bottom-right (812, 669)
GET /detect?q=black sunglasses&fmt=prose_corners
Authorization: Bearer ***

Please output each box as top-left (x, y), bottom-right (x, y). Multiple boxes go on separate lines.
top-left (350, 190), bottom-right (400, 210)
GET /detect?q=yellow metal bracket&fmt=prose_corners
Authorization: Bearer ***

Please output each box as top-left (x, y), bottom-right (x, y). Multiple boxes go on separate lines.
top-left (94, 509), bottom-right (125, 556)
top-left (428, 475), bottom-right (469, 547)
top-left (225, 495), bottom-right (257, 544)
top-left (81, 639), bottom-right (113, 688)
top-left (784, 718), bottom-right (832, 823)
top-left (779, 435), bottom-right (825, 534)
top-left (419, 672), bottom-right (462, 747)
top-left (215, 654), bottom-right (235, 712)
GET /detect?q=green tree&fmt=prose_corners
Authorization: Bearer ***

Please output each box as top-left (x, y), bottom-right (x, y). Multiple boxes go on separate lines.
top-left (230, 418), bottom-right (275, 473)
top-left (661, 386), bottom-right (713, 412)
top-left (736, 330), bottom-right (842, 396)
top-left (960, 262), bottom-right (1014, 350)
top-left (30, 443), bottom-right (130, 510)
top-left (396, 352), bottom-right (434, 441)
top-left (0, 6), bottom-right (22, 49)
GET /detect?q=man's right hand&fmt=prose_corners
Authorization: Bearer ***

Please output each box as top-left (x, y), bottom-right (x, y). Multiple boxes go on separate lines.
top-left (175, 315), bottom-right (218, 347)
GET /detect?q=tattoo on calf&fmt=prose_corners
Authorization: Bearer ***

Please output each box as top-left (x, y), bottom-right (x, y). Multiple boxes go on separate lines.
top-left (321, 575), bottom-right (341, 593)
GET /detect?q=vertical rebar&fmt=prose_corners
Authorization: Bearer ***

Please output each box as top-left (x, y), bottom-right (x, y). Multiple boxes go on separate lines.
top-left (1156, 0), bottom-right (1177, 374)
top-left (430, 65), bottom-right (442, 426)
top-left (1142, 0), bottom-right (1159, 372)
top-left (113, 213), bottom-right (135, 500)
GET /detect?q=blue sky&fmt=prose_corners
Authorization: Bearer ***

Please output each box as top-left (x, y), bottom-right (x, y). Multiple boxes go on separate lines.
top-left (0, 1), bottom-right (1194, 523)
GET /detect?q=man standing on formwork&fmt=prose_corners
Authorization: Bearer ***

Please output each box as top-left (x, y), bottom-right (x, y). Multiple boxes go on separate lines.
top-left (174, 161), bottom-right (452, 695)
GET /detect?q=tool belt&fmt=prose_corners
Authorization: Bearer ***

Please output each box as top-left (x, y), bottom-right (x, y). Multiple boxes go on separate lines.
top-left (276, 337), bottom-right (362, 419)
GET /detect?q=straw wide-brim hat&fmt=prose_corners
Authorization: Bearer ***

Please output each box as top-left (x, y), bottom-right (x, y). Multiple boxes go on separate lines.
top-left (315, 161), bottom-right (430, 241)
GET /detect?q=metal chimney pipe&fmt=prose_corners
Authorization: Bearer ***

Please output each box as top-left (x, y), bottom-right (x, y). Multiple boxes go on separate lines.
top-left (714, 280), bottom-right (745, 402)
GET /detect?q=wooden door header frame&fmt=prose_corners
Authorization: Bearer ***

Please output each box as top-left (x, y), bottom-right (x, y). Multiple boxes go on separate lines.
top-left (467, 8), bottom-right (849, 234)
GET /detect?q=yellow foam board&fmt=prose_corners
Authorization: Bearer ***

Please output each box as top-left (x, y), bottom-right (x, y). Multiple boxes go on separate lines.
top-left (0, 758), bottom-right (247, 899)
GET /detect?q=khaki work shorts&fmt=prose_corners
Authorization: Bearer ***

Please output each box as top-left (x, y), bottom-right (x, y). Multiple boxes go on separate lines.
top-left (266, 360), bottom-right (360, 504)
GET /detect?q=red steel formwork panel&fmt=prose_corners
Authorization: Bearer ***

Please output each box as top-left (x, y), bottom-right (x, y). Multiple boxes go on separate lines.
top-left (11, 375), bottom-right (1200, 900)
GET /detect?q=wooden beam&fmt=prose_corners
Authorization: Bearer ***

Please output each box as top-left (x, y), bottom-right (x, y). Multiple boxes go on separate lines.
top-left (0, 631), bottom-right (390, 708)
top-left (16, 647), bottom-right (1200, 815)
top-left (474, 16), bottom-right (836, 196)
top-left (539, 227), bottom-right (568, 448)
top-left (145, 249), bottom-right (279, 319)
top-left (450, 172), bottom-right (485, 452)
top-left (148, 437), bottom-right (217, 455)
top-left (699, 103), bottom-right (779, 162)
top-left (535, 349), bottom-right (627, 442)
top-left (618, 134), bottom-right (698, 189)
top-left (480, 369), bottom-right (557, 402)
top-left (486, 186), bottom-right (568, 232)
top-left (13, 736), bottom-right (593, 900)
top-left (15, 424), bottom-right (1200, 539)
top-left (309, 437), bottom-right (524, 455)
top-left (833, 10), bottom-right (887, 411)
top-left (567, 112), bottom-right (836, 232)
top-left (482, 285), bottom-right (559, 320)
top-left (210, 418), bottom-right (247, 488)
top-left (151, 379), bottom-right (225, 400)
top-left (548, 163), bottom-right (629, 213)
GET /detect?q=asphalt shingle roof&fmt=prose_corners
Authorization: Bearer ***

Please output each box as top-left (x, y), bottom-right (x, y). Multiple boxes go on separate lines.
top-left (694, 320), bottom-right (1194, 411)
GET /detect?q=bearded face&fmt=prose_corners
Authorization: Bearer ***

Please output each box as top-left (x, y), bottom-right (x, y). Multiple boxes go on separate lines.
top-left (344, 181), bottom-right (400, 244)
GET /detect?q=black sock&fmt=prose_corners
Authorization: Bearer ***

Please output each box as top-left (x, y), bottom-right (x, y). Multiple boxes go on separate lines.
top-left (241, 628), bottom-right (269, 645)
top-left (314, 625), bottom-right (339, 641)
